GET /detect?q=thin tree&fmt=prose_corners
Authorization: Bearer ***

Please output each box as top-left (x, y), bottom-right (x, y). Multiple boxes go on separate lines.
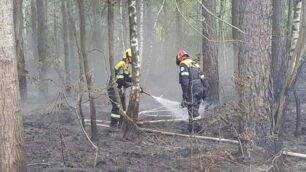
top-left (67, 0), bottom-right (76, 69)
top-left (36, 0), bottom-right (48, 98)
top-left (31, 0), bottom-right (38, 61)
top-left (231, 0), bottom-right (240, 71)
top-left (0, 0), bottom-right (25, 170)
top-left (61, 0), bottom-right (71, 94)
top-left (175, 0), bottom-right (182, 51)
top-left (272, 0), bottom-right (287, 101)
top-left (14, 0), bottom-right (27, 100)
top-left (120, 0), bottom-right (128, 51)
top-left (122, 0), bottom-right (141, 140)
top-left (77, 0), bottom-right (98, 141)
top-left (91, 0), bottom-right (100, 49)
top-left (107, 0), bottom-right (127, 133)
top-left (202, 0), bottom-right (219, 103)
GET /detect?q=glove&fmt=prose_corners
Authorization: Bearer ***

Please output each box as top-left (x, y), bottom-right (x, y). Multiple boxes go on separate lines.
top-left (181, 99), bottom-right (188, 108)
top-left (124, 82), bottom-right (132, 88)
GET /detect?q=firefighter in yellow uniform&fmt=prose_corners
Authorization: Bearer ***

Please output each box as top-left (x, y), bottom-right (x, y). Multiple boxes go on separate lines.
top-left (108, 48), bottom-right (132, 128)
top-left (176, 50), bottom-right (205, 133)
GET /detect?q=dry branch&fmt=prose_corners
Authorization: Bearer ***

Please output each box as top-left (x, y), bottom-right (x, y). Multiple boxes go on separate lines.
top-left (89, 122), bottom-right (306, 159)
top-left (283, 151), bottom-right (306, 158)
top-left (89, 122), bottom-right (238, 144)
top-left (84, 118), bottom-right (187, 124)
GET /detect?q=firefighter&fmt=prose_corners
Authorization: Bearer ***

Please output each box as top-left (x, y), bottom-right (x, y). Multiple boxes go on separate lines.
top-left (108, 48), bottom-right (132, 128)
top-left (176, 50), bottom-right (205, 133)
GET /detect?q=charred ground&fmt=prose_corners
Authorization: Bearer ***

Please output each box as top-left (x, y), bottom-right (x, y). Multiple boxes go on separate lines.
top-left (24, 98), bottom-right (306, 172)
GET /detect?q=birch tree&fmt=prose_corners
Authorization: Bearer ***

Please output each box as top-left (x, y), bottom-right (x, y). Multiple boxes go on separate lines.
top-left (274, 0), bottom-right (306, 138)
top-left (122, 0), bottom-right (141, 140)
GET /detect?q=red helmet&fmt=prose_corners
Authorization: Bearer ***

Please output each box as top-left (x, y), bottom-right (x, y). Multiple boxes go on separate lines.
top-left (176, 50), bottom-right (189, 65)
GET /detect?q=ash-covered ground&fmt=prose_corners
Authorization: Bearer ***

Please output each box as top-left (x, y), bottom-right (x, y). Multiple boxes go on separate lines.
top-left (23, 96), bottom-right (306, 172)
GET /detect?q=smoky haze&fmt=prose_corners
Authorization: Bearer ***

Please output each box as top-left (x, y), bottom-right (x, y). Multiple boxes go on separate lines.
top-left (23, 1), bottom-right (235, 112)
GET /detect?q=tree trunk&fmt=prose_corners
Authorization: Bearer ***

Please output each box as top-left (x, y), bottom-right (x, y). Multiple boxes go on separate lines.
top-left (77, 0), bottom-right (98, 141)
top-left (202, 0), bottom-right (219, 103)
top-left (31, 0), bottom-right (38, 60)
top-left (107, 0), bottom-right (115, 89)
top-left (161, 2), bottom-right (169, 68)
top-left (122, 0), bottom-right (141, 140)
top-left (231, 0), bottom-right (240, 41)
top-left (138, 0), bottom-right (144, 63)
top-left (68, 3), bottom-right (86, 128)
top-left (91, 0), bottom-right (100, 49)
top-left (61, 0), bottom-right (71, 94)
top-left (236, 0), bottom-right (275, 157)
top-left (274, 0), bottom-right (306, 137)
top-left (272, 0), bottom-right (286, 101)
top-left (119, 0), bottom-right (126, 51)
top-left (218, 0), bottom-right (225, 36)
top-left (0, 0), bottom-right (25, 170)
top-left (107, 0), bottom-right (124, 126)
top-left (36, 0), bottom-right (48, 99)
top-left (175, 0), bottom-right (182, 51)
top-left (14, 0), bottom-right (27, 100)
top-left (294, 88), bottom-right (301, 137)
top-left (67, 0), bottom-right (76, 76)
top-left (231, 0), bottom-right (240, 71)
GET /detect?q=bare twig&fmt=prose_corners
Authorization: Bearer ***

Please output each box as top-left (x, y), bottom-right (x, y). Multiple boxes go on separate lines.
top-left (61, 92), bottom-right (98, 169)
top-left (153, 0), bottom-right (166, 29)
top-left (195, 0), bottom-right (246, 35)
top-left (48, 80), bottom-right (98, 169)
top-left (175, 0), bottom-right (243, 43)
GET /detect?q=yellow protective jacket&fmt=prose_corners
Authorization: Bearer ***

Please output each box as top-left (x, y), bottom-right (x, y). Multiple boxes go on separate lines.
top-left (114, 60), bottom-right (132, 88)
top-left (179, 58), bottom-right (205, 99)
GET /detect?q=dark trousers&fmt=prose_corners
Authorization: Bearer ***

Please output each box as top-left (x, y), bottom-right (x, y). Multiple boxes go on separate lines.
top-left (187, 80), bottom-right (203, 132)
top-left (187, 80), bottom-right (203, 118)
top-left (108, 86), bottom-right (126, 127)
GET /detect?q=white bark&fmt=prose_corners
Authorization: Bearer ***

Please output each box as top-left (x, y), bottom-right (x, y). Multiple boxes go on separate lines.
top-left (138, 0), bottom-right (144, 64)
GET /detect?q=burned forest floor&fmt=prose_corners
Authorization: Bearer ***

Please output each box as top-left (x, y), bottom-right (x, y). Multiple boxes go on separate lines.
top-left (23, 96), bottom-right (306, 172)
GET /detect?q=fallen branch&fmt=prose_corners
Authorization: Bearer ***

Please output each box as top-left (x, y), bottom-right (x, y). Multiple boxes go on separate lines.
top-left (89, 122), bottom-right (306, 159)
top-left (137, 119), bottom-right (187, 124)
top-left (282, 151), bottom-right (306, 158)
top-left (27, 163), bottom-right (51, 166)
top-left (43, 167), bottom-right (93, 172)
top-left (88, 122), bottom-right (238, 144)
top-left (140, 127), bottom-right (239, 144)
top-left (85, 118), bottom-right (187, 124)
